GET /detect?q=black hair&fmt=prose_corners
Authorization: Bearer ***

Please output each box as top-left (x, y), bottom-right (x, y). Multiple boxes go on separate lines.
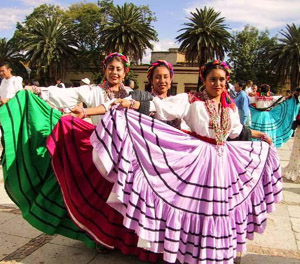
top-left (236, 80), bottom-right (246, 90)
top-left (104, 56), bottom-right (127, 71)
top-left (202, 64), bottom-right (227, 81)
top-left (0, 62), bottom-right (12, 69)
top-left (260, 84), bottom-right (270, 93)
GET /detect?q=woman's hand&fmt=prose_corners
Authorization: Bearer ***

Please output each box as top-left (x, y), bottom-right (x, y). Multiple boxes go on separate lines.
top-left (261, 133), bottom-right (273, 145)
top-left (24, 85), bottom-right (34, 93)
top-left (70, 105), bottom-right (85, 119)
top-left (0, 98), bottom-right (9, 105)
top-left (25, 85), bottom-right (41, 95)
top-left (112, 99), bottom-right (132, 109)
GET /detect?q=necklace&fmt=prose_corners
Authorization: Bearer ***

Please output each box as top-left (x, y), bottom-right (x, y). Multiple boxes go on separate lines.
top-left (103, 82), bottom-right (127, 101)
top-left (202, 90), bottom-right (231, 147)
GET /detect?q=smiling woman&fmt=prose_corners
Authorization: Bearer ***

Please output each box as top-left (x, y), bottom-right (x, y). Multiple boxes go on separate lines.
top-left (0, 52), bottom-right (164, 261)
top-left (84, 60), bottom-right (282, 263)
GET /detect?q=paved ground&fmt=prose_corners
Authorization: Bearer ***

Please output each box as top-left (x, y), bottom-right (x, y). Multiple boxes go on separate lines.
top-left (0, 138), bottom-right (299, 264)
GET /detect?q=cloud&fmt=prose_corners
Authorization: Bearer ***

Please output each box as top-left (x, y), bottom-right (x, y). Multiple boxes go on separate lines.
top-left (0, 0), bottom-right (67, 37)
top-left (142, 39), bottom-right (179, 64)
top-left (0, 8), bottom-right (32, 31)
top-left (186, 0), bottom-right (300, 31)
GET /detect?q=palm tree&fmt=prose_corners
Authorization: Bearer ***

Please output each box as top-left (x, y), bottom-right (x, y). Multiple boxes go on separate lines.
top-left (100, 3), bottom-right (158, 63)
top-left (0, 38), bottom-right (27, 78)
top-left (20, 17), bottom-right (79, 84)
top-left (270, 23), bottom-right (300, 90)
top-left (176, 6), bottom-right (231, 87)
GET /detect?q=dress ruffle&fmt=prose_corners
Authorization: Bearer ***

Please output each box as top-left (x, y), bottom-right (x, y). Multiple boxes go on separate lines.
top-left (91, 108), bottom-right (282, 264)
top-left (46, 115), bottom-right (161, 262)
top-left (250, 98), bottom-right (299, 147)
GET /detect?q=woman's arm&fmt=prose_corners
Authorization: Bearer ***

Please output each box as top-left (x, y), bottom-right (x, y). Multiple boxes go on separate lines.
top-left (70, 105), bottom-right (107, 119)
top-left (250, 129), bottom-right (273, 145)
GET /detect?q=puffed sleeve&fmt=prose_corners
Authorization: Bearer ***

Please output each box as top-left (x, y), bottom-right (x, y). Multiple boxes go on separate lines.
top-left (228, 107), bottom-right (243, 139)
top-left (150, 93), bottom-right (190, 121)
top-left (40, 85), bottom-right (94, 109)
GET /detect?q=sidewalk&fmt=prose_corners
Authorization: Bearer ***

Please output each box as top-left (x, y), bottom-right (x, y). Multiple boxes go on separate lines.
top-left (0, 139), bottom-right (300, 264)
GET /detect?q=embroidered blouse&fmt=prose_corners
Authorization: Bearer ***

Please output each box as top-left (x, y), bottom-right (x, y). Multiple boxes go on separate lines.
top-left (149, 92), bottom-right (243, 141)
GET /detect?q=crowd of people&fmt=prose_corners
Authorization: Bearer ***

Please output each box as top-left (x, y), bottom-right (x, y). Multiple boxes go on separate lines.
top-left (0, 54), bottom-right (299, 263)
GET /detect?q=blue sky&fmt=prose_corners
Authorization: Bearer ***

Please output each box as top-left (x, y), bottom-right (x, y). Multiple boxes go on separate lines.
top-left (1, 0), bottom-right (300, 62)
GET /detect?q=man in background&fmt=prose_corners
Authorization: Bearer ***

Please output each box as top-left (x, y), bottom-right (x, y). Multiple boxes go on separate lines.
top-left (55, 78), bottom-right (66, 88)
top-left (0, 62), bottom-right (23, 162)
top-left (0, 62), bottom-right (23, 105)
top-left (234, 80), bottom-right (251, 126)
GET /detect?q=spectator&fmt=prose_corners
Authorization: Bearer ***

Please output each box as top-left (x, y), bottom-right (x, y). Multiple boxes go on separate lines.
top-left (125, 79), bottom-right (135, 89)
top-left (285, 89), bottom-right (291, 97)
top-left (234, 80), bottom-right (251, 126)
top-left (248, 84), bottom-right (259, 97)
top-left (0, 61), bottom-right (23, 161)
top-left (227, 82), bottom-right (237, 98)
top-left (55, 78), bottom-right (66, 88)
top-left (0, 62), bottom-right (23, 105)
top-left (245, 80), bottom-right (253, 95)
top-left (81, 78), bottom-right (91, 85)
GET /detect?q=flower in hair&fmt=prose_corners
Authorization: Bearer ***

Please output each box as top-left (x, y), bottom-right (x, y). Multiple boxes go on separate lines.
top-left (147, 60), bottom-right (174, 80)
top-left (103, 52), bottom-right (130, 72)
top-left (199, 60), bottom-right (231, 81)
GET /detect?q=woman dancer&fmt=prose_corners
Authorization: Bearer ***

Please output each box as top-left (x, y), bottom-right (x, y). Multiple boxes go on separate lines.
top-left (0, 53), bottom-right (160, 261)
top-left (28, 52), bottom-right (132, 125)
top-left (90, 60), bottom-right (282, 263)
top-left (249, 84), bottom-right (299, 147)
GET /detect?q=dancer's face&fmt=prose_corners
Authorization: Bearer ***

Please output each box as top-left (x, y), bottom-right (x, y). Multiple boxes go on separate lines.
top-left (151, 66), bottom-right (172, 98)
top-left (203, 69), bottom-right (227, 99)
top-left (105, 59), bottom-right (126, 86)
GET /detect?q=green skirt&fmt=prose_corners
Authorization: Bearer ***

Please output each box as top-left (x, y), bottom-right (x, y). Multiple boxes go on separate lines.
top-left (0, 90), bottom-right (95, 248)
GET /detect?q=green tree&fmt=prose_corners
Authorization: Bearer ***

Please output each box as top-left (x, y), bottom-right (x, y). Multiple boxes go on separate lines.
top-left (100, 3), bottom-right (158, 63)
top-left (0, 38), bottom-right (27, 79)
top-left (176, 7), bottom-right (231, 88)
top-left (228, 25), bottom-right (279, 91)
top-left (176, 7), bottom-right (231, 66)
top-left (65, 2), bottom-right (110, 74)
top-left (20, 17), bottom-right (79, 84)
top-left (270, 23), bottom-right (300, 90)
top-left (13, 4), bottom-right (65, 46)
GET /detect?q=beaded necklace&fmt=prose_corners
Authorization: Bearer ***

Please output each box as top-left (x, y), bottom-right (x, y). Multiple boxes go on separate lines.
top-left (103, 81), bottom-right (128, 101)
top-left (202, 90), bottom-right (231, 147)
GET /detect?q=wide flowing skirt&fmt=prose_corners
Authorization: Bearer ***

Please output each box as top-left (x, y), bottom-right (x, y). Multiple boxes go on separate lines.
top-left (0, 90), bottom-right (95, 248)
top-left (250, 98), bottom-right (299, 147)
top-left (46, 115), bottom-right (160, 262)
top-left (91, 108), bottom-right (283, 264)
